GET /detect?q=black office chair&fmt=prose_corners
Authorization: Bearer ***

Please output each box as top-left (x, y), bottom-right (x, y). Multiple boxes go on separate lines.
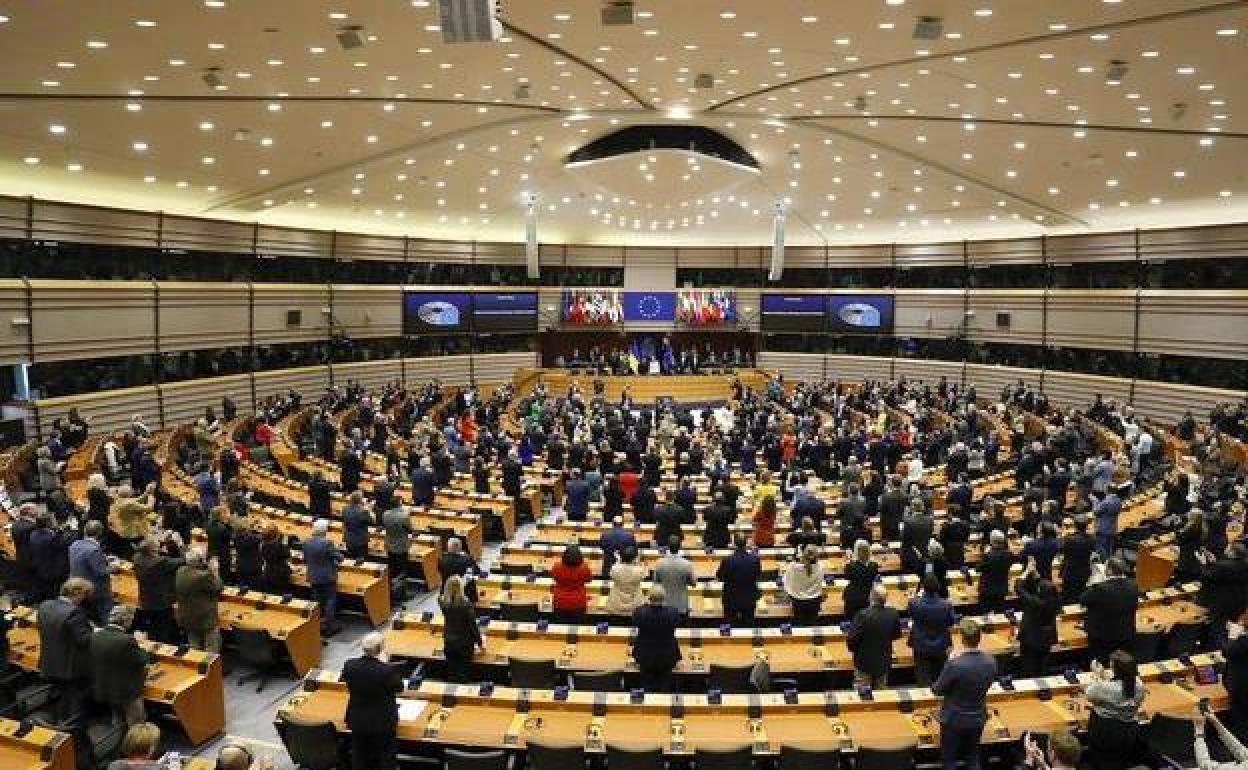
top-left (606, 742), bottom-right (664, 770)
top-left (854, 744), bottom-right (917, 770)
top-left (1147, 713), bottom-right (1196, 768)
top-left (707, 663), bottom-right (755, 694)
top-left (446, 747), bottom-right (511, 770)
top-left (1162, 621), bottom-right (1204, 659)
top-left (509, 657), bottom-right (558, 689)
top-left (494, 563), bottom-right (533, 577)
top-left (526, 738), bottom-right (586, 770)
top-left (693, 744), bottom-right (754, 770)
top-left (571, 670), bottom-right (624, 692)
top-left (778, 744), bottom-right (844, 770)
top-left (278, 714), bottom-right (344, 770)
top-left (1130, 630), bottom-right (1165, 663)
top-left (232, 627), bottom-right (282, 692)
top-left (500, 602), bottom-right (541, 623)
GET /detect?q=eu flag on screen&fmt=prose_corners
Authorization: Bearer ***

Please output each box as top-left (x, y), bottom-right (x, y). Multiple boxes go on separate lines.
top-left (622, 291), bottom-right (676, 322)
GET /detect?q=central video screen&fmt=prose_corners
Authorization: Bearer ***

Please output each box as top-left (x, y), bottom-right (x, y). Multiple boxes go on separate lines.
top-left (826, 294), bottom-right (894, 333)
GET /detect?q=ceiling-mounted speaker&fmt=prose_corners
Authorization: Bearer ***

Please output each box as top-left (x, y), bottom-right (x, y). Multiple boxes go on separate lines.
top-left (439, 0), bottom-right (503, 43)
top-left (769, 199), bottom-right (786, 282)
top-left (524, 193), bottom-right (539, 280)
top-left (694, 73), bottom-right (714, 89)
top-left (913, 16), bottom-right (944, 40)
top-left (336, 26), bottom-right (364, 50)
top-left (201, 68), bottom-right (224, 89)
top-left (601, 1), bottom-right (635, 26)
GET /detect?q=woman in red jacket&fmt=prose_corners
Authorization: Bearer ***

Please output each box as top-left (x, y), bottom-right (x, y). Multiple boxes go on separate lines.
top-left (550, 545), bottom-right (593, 624)
top-left (753, 494), bottom-right (778, 548)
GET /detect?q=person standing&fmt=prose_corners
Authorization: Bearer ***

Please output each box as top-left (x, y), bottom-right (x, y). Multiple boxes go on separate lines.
top-left (631, 586), bottom-right (682, 692)
top-left (908, 573), bottom-right (956, 685)
top-left (604, 546), bottom-right (647, 618)
top-left (842, 540), bottom-right (879, 621)
top-left (932, 618), bottom-right (999, 770)
top-left (562, 468), bottom-right (591, 521)
top-left (342, 632), bottom-right (403, 770)
top-left (69, 520), bottom-right (118, 624)
top-left (37, 577), bottom-right (94, 730)
top-left (1059, 515), bottom-right (1096, 604)
top-left (261, 526), bottom-right (292, 596)
top-left (1091, 486), bottom-right (1123, 560)
top-left (132, 533), bottom-right (185, 644)
top-left (782, 545), bottom-right (826, 626)
top-left (977, 530), bottom-right (1014, 614)
top-left (382, 503), bottom-right (413, 590)
top-left (1079, 557), bottom-right (1139, 664)
top-left (175, 549), bottom-right (224, 653)
top-left (599, 517), bottom-right (637, 579)
top-left (847, 585), bottom-right (903, 689)
top-left (1015, 558), bottom-right (1062, 677)
top-left (342, 492), bottom-right (372, 561)
top-left (304, 519), bottom-right (344, 636)
top-left (439, 576), bottom-right (482, 683)
top-left (550, 545), bottom-right (593, 624)
top-left (654, 536), bottom-right (696, 620)
top-left (90, 605), bottom-right (149, 727)
top-left (717, 534), bottom-right (762, 625)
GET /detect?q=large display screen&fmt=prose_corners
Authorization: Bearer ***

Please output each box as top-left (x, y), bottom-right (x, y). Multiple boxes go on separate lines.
top-left (563, 289), bottom-right (622, 325)
top-left (403, 291), bottom-right (471, 334)
top-left (760, 293), bottom-right (826, 332)
top-left (827, 294), bottom-right (894, 333)
top-left (472, 292), bottom-right (538, 333)
top-left (677, 289), bottom-right (736, 325)
top-left (622, 291), bottom-right (677, 322)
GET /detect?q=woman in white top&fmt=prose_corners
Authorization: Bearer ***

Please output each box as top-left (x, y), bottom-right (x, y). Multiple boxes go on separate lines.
top-left (782, 545), bottom-right (825, 626)
top-left (906, 451), bottom-right (925, 486)
top-left (967, 445), bottom-right (986, 479)
top-left (603, 545), bottom-right (647, 617)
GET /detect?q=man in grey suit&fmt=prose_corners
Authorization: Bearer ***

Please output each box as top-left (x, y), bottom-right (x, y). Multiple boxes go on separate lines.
top-left (37, 577), bottom-right (95, 731)
top-left (932, 618), bottom-right (998, 770)
top-left (654, 536), bottom-right (695, 619)
top-left (304, 519), bottom-right (344, 635)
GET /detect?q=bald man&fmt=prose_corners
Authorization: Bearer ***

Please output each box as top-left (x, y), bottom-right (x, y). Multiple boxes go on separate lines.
top-left (342, 632), bottom-right (403, 770)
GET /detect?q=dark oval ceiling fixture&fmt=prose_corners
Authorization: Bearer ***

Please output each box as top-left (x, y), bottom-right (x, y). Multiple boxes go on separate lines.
top-left (565, 125), bottom-right (760, 173)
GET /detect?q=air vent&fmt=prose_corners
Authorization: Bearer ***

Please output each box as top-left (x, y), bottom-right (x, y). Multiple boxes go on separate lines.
top-left (694, 73), bottom-right (714, 89)
top-left (601, 1), bottom-right (635, 25)
top-left (913, 16), bottom-right (944, 40)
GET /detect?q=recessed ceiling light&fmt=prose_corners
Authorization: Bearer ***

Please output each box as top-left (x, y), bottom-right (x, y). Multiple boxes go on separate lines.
top-left (1176, 66), bottom-right (1195, 74)
top-left (86, 40), bottom-right (109, 48)
top-left (48, 124), bottom-right (66, 135)
top-left (66, 162), bottom-right (83, 172)
top-left (132, 141), bottom-right (148, 152)
top-left (199, 121), bottom-right (214, 130)
top-left (134, 19), bottom-right (157, 27)
top-left (309, 46), bottom-right (325, 54)
top-left (801, 16), bottom-right (818, 23)
top-left (1141, 50), bottom-right (1159, 58)
top-left (1217, 28), bottom-right (1239, 36)
top-left (23, 156), bottom-right (39, 165)
top-left (1172, 169), bottom-right (1186, 178)
top-left (328, 11), bottom-right (347, 19)
top-left (0, 14), bottom-right (9, 23)
top-left (204, 0), bottom-right (225, 7)
top-left (41, 80), bottom-right (60, 87)
top-left (208, 42), bottom-right (225, 49)
top-left (125, 102), bottom-right (142, 112)
top-left (973, 8), bottom-right (993, 17)
top-left (56, 61), bottom-right (76, 69)
top-left (201, 156), bottom-right (215, 164)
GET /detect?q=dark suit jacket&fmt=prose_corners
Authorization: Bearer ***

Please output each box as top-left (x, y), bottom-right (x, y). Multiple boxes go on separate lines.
top-left (654, 504), bottom-right (686, 548)
top-left (977, 546), bottom-right (1014, 603)
top-left (343, 654), bottom-right (403, 735)
top-left (1223, 635), bottom-right (1248, 714)
top-left (564, 479), bottom-right (591, 520)
top-left (1015, 574), bottom-right (1061, 648)
top-left (716, 550), bottom-right (762, 614)
top-left (90, 625), bottom-right (149, 706)
top-left (439, 598), bottom-right (482, 655)
top-left (36, 598), bottom-right (93, 681)
top-left (702, 504), bottom-right (734, 549)
top-left (631, 604), bottom-right (682, 672)
top-left (932, 649), bottom-right (998, 729)
top-left (847, 605), bottom-right (902, 677)
top-left (1080, 577), bottom-right (1139, 647)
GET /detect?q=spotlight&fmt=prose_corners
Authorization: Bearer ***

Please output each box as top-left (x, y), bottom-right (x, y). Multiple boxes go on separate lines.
top-left (201, 67), bottom-right (224, 89)
top-left (1105, 59), bottom-right (1128, 84)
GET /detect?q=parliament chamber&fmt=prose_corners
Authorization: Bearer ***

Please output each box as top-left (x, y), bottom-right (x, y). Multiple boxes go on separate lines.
top-left (1, 2), bottom-right (1248, 770)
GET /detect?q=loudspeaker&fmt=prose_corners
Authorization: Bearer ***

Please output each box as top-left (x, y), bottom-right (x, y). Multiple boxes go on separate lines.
top-left (336, 27), bottom-right (364, 50)
top-left (769, 200), bottom-right (785, 281)
top-left (996, 311), bottom-right (1011, 329)
top-left (439, 0), bottom-right (503, 43)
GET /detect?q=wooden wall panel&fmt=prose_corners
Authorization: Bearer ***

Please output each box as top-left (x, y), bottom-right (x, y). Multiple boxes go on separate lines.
top-left (333, 360), bottom-right (403, 393)
top-left (966, 290), bottom-right (1045, 345)
top-left (1046, 232), bottom-right (1135, 264)
top-left (160, 374), bottom-right (252, 428)
top-left (1139, 224), bottom-right (1248, 262)
top-left (30, 280), bottom-right (155, 362)
top-left (253, 366), bottom-right (331, 402)
top-left (409, 238), bottom-right (477, 265)
top-left (827, 245), bottom-right (892, 268)
top-left (0, 196), bottom-right (29, 240)
top-left (474, 241), bottom-right (526, 266)
top-left (1131, 380), bottom-right (1244, 426)
top-left (825, 355), bottom-right (892, 382)
top-left (894, 358), bottom-right (964, 386)
top-left (334, 233), bottom-right (406, 263)
top-left (896, 242), bottom-right (962, 268)
top-left (565, 245), bottom-right (624, 267)
top-left (470, 352), bottom-right (538, 385)
top-left (756, 352), bottom-right (824, 382)
top-left (1138, 290), bottom-right (1248, 360)
top-left (402, 355), bottom-right (473, 386)
top-left (895, 289), bottom-right (965, 339)
top-left (967, 237), bottom-right (1044, 267)
top-left (30, 201), bottom-right (157, 249)
top-left (331, 285), bottom-right (402, 340)
top-left (252, 284), bottom-right (329, 346)
top-left (0, 280), bottom-right (30, 364)
top-left (36, 385), bottom-right (158, 438)
top-left (785, 246), bottom-right (826, 270)
top-left (157, 282), bottom-right (249, 353)
top-left (1042, 371), bottom-right (1131, 411)
top-left (1046, 290), bottom-right (1135, 352)
top-left (965, 364), bottom-right (1041, 399)
top-left (736, 289), bottom-right (762, 332)
top-left (160, 215), bottom-right (255, 256)
top-left (677, 247), bottom-right (738, 269)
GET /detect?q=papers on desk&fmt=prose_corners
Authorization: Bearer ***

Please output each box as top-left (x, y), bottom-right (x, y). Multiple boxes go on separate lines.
top-left (398, 699), bottom-right (429, 722)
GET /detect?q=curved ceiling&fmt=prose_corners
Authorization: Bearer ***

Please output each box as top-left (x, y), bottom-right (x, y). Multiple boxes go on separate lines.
top-left (0, 0), bottom-right (1244, 246)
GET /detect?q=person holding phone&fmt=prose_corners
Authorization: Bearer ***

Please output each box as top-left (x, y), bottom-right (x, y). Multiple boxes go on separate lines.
top-left (1022, 730), bottom-right (1082, 770)
top-left (1193, 707), bottom-right (1248, 770)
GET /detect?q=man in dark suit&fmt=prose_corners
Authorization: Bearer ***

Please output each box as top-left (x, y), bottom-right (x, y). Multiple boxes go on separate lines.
top-left (307, 472), bottom-right (333, 518)
top-left (653, 489), bottom-right (687, 549)
top-left (716, 535), bottom-right (762, 624)
top-left (1079, 556), bottom-right (1139, 664)
top-left (878, 476), bottom-right (907, 541)
top-left (409, 457), bottom-right (437, 507)
top-left (631, 483), bottom-right (658, 524)
top-left (1058, 515), bottom-right (1096, 603)
top-left (631, 586), bottom-right (682, 692)
top-left (932, 618), bottom-right (999, 770)
top-left (343, 632), bottom-right (403, 770)
top-left (598, 517), bottom-right (636, 579)
top-left (977, 530), bottom-right (1014, 613)
top-left (563, 468), bottom-right (591, 521)
top-left (846, 585), bottom-right (903, 688)
top-left (90, 604), bottom-right (149, 726)
top-left (37, 577), bottom-right (95, 731)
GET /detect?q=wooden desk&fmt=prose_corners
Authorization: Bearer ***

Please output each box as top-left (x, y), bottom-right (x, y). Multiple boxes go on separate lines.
top-left (276, 652), bottom-right (1228, 756)
top-left (0, 717), bottom-right (75, 770)
top-left (6, 608), bottom-right (226, 746)
top-left (111, 566), bottom-right (323, 677)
